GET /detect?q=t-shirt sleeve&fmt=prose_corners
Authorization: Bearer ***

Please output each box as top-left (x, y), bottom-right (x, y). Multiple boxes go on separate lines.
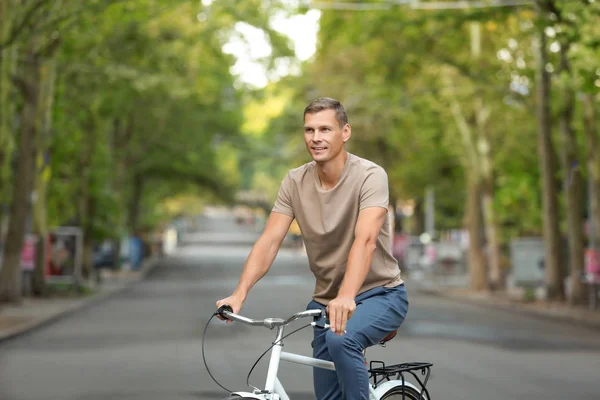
top-left (359, 167), bottom-right (390, 211)
top-left (271, 173), bottom-right (295, 218)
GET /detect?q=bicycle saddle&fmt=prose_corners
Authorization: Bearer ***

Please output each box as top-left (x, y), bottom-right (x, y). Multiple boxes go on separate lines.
top-left (379, 330), bottom-right (398, 345)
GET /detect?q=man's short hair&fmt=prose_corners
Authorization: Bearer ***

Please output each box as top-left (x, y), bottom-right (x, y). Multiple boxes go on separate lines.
top-left (304, 97), bottom-right (348, 128)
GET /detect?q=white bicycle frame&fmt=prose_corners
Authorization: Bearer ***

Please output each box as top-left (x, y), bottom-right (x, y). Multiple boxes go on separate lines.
top-left (221, 309), bottom-right (423, 400)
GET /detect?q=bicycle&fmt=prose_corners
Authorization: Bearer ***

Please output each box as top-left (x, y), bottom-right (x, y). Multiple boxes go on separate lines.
top-left (203, 305), bottom-right (433, 400)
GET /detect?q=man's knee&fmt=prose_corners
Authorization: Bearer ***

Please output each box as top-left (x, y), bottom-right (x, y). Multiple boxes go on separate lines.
top-left (325, 330), bottom-right (362, 358)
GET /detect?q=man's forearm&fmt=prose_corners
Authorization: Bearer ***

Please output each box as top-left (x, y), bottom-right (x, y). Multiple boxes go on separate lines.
top-left (337, 239), bottom-right (377, 298)
top-left (233, 236), bottom-right (280, 300)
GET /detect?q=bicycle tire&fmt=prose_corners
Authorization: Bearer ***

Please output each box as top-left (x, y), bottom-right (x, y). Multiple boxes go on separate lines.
top-left (380, 384), bottom-right (425, 400)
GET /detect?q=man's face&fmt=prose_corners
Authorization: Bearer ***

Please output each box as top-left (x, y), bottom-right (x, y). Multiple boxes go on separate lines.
top-left (304, 109), bottom-right (351, 163)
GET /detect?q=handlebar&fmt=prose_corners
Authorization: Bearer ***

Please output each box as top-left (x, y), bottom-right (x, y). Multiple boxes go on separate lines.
top-left (216, 305), bottom-right (325, 329)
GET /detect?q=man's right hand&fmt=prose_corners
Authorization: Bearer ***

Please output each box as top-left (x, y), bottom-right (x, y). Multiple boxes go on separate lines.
top-left (216, 294), bottom-right (244, 324)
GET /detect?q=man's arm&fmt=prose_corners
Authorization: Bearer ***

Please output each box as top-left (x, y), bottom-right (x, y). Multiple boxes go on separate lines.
top-left (327, 206), bottom-right (387, 334)
top-left (216, 212), bottom-right (293, 319)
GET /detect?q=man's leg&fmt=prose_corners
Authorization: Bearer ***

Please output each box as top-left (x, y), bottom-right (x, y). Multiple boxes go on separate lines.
top-left (325, 285), bottom-right (409, 400)
top-left (309, 300), bottom-right (342, 400)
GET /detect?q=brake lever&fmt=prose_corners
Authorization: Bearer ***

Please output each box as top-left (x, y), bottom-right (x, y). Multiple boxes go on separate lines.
top-left (310, 309), bottom-right (327, 321)
top-left (216, 304), bottom-right (233, 319)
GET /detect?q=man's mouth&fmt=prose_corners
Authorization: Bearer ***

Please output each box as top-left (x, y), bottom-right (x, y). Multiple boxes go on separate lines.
top-left (312, 146), bottom-right (327, 151)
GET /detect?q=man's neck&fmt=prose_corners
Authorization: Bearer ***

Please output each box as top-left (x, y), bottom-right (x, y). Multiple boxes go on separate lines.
top-left (316, 151), bottom-right (348, 190)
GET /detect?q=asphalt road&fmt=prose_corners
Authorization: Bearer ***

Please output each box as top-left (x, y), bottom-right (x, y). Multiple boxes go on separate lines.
top-left (0, 213), bottom-right (599, 400)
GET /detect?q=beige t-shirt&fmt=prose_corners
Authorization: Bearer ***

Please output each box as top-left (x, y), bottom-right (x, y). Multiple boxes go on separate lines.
top-left (272, 152), bottom-right (403, 305)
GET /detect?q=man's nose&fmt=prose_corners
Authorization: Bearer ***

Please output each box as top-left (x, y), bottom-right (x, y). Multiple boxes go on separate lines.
top-left (312, 130), bottom-right (322, 142)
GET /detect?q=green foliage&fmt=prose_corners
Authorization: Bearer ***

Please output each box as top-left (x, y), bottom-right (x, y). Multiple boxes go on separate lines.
top-left (257, 1), bottom-right (598, 243)
top-left (3, 0), bottom-right (599, 246)
top-left (1, 0), bottom-right (298, 245)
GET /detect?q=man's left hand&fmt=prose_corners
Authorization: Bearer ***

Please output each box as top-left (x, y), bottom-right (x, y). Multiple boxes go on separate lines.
top-left (327, 296), bottom-right (356, 335)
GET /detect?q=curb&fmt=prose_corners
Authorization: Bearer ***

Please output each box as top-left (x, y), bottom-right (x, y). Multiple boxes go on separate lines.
top-left (411, 283), bottom-right (600, 331)
top-left (0, 257), bottom-right (160, 345)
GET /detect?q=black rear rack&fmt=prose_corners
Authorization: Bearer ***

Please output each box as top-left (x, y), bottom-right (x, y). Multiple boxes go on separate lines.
top-left (368, 361), bottom-right (433, 398)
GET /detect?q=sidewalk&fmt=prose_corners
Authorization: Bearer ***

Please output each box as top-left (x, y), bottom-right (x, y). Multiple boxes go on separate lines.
top-left (0, 257), bottom-right (159, 344)
top-left (409, 272), bottom-right (600, 330)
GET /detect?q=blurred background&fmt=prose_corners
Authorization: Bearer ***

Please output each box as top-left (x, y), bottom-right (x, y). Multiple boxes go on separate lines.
top-left (0, 1), bottom-right (599, 399)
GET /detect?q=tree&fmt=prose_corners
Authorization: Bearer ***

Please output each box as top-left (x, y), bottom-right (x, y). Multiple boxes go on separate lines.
top-left (0, 0), bottom-right (298, 301)
top-left (273, 2), bottom-right (598, 301)
top-left (0, 0), bottom-right (65, 302)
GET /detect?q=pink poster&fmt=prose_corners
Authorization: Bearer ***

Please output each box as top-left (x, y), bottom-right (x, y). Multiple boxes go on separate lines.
top-left (585, 248), bottom-right (600, 276)
top-left (21, 234), bottom-right (38, 271)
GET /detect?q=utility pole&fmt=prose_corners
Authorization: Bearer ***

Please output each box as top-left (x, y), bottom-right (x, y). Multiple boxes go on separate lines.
top-left (590, 173), bottom-right (596, 251)
top-left (425, 186), bottom-right (435, 237)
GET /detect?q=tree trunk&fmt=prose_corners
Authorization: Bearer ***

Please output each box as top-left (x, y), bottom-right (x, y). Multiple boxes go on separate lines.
top-left (78, 117), bottom-right (97, 280)
top-left (114, 115), bottom-right (133, 239)
top-left (0, 53), bottom-right (40, 302)
top-left (466, 172), bottom-right (487, 291)
top-left (535, 29), bottom-right (564, 301)
top-left (31, 162), bottom-right (48, 295)
top-left (557, 45), bottom-right (586, 304)
top-left (475, 96), bottom-right (502, 290)
top-left (583, 94), bottom-right (600, 254)
top-left (82, 194), bottom-right (97, 280)
top-left (468, 22), bottom-right (502, 290)
top-left (481, 183), bottom-right (502, 289)
top-left (110, 117), bottom-right (125, 269)
top-left (127, 173), bottom-right (144, 234)
top-left (0, 1), bottom-right (18, 206)
top-left (411, 199), bottom-right (425, 236)
top-left (443, 64), bottom-right (490, 291)
top-left (31, 55), bottom-right (58, 295)
top-left (31, 233), bottom-right (46, 296)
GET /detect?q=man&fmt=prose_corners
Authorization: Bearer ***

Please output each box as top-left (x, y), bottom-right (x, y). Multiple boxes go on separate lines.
top-left (216, 97), bottom-right (408, 400)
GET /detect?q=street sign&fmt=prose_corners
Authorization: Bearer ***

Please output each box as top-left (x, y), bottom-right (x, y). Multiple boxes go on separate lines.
top-left (510, 237), bottom-right (545, 286)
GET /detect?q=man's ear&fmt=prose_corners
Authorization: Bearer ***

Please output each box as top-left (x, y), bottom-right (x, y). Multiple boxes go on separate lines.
top-left (342, 124), bottom-right (352, 143)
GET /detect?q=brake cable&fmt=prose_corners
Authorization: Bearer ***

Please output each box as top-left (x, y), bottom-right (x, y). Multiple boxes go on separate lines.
top-left (202, 312), bottom-right (233, 393)
top-left (202, 311), bottom-right (313, 394)
top-left (245, 323), bottom-right (312, 390)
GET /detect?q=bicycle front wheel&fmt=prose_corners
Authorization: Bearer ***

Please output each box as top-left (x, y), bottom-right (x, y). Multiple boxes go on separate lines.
top-left (380, 384), bottom-right (425, 400)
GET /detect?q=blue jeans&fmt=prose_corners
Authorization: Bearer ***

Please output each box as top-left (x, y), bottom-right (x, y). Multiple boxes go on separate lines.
top-left (307, 285), bottom-right (409, 400)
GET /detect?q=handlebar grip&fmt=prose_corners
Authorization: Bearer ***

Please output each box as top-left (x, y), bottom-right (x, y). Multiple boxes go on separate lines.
top-left (216, 304), bottom-right (233, 319)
